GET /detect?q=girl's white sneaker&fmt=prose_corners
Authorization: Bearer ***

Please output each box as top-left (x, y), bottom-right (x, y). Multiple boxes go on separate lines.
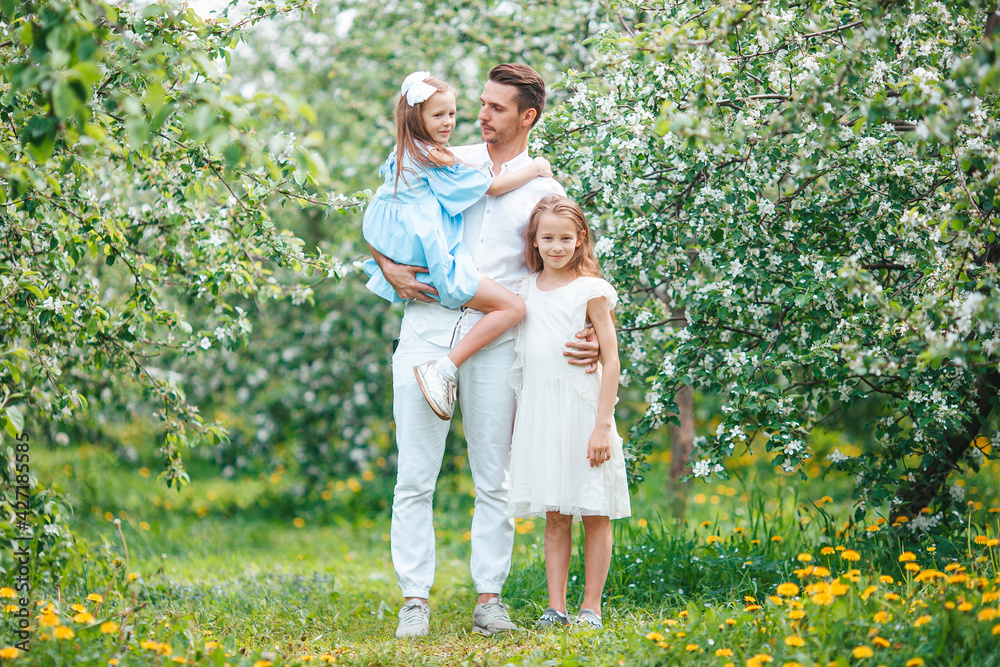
top-left (414, 361), bottom-right (457, 420)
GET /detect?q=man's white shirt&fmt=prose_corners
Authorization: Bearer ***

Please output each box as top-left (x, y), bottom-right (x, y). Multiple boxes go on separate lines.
top-left (402, 142), bottom-right (565, 348)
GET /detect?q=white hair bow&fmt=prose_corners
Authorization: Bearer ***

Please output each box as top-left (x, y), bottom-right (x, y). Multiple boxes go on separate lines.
top-left (401, 71), bottom-right (437, 106)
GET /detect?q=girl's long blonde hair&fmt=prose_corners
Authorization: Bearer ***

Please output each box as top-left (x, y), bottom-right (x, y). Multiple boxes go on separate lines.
top-left (393, 76), bottom-right (455, 193)
top-left (523, 195), bottom-right (603, 278)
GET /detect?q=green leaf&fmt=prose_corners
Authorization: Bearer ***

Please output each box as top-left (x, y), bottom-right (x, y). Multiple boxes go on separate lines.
top-left (4, 405), bottom-right (24, 437)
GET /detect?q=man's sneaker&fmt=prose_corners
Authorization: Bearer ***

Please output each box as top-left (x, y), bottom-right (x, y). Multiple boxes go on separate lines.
top-left (414, 361), bottom-right (457, 420)
top-left (472, 597), bottom-right (518, 635)
top-left (536, 607), bottom-right (569, 629)
top-left (575, 608), bottom-right (603, 628)
top-left (395, 599), bottom-right (430, 638)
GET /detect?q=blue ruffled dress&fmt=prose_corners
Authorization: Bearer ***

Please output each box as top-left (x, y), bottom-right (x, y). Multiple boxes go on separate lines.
top-left (362, 148), bottom-right (492, 309)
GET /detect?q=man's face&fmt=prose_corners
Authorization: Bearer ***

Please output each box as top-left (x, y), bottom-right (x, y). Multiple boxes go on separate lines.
top-left (478, 80), bottom-right (531, 146)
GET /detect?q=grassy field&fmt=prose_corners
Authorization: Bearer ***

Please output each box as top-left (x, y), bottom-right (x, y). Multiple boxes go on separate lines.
top-left (3, 437), bottom-right (1000, 666)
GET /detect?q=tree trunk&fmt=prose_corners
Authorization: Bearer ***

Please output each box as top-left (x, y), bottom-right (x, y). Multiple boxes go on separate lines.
top-left (892, 369), bottom-right (999, 522)
top-left (666, 384), bottom-right (695, 520)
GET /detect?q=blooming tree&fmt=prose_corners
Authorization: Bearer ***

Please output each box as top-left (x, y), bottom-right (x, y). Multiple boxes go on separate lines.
top-left (537, 0), bottom-right (1000, 522)
top-left (0, 0), bottom-right (347, 487)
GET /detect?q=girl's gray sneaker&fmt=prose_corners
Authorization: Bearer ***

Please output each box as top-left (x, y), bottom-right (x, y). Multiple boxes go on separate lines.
top-left (575, 608), bottom-right (603, 628)
top-left (536, 607), bottom-right (570, 628)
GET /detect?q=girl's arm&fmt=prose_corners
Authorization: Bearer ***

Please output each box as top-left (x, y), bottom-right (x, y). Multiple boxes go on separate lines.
top-left (485, 157), bottom-right (552, 196)
top-left (585, 296), bottom-right (620, 468)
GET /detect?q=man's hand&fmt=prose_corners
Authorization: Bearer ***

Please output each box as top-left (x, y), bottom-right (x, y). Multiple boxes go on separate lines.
top-left (368, 243), bottom-right (438, 302)
top-left (564, 325), bottom-right (600, 374)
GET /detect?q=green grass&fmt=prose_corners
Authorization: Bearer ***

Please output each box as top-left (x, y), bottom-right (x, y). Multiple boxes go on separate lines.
top-left (3, 441), bottom-right (1000, 665)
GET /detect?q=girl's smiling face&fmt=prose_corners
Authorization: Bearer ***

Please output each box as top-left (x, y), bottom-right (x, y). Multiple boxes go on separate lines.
top-left (533, 212), bottom-right (581, 272)
top-left (421, 91), bottom-right (456, 145)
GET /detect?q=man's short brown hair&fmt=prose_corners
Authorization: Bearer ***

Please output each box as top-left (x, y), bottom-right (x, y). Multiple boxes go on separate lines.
top-left (488, 64), bottom-right (546, 127)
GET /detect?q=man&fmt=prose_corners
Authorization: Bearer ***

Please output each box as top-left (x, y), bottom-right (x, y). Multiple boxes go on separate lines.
top-left (368, 63), bottom-right (598, 637)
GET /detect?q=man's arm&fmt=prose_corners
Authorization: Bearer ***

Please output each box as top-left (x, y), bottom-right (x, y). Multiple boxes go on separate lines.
top-left (564, 324), bottom-right (600, 374)
top-left (367, 243), bottom-right (439, 302)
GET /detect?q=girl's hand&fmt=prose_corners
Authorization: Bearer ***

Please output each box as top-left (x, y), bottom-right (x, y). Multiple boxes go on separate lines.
top-left (532, 157), bottom-right (553, 178)
top-left (587, 424), bottom-right (612, 468)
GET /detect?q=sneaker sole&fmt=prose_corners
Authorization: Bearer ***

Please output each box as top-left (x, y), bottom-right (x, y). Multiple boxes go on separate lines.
top-left (413, 367), bottom-right (452, 421)
top-left (471, 625), bottom-right (517, 636)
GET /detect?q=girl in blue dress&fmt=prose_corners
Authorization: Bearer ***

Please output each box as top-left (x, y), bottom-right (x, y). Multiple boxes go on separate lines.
top-left (363, 72), bottom-right (552, 420)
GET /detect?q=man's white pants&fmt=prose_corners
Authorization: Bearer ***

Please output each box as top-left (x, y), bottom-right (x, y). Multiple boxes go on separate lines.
top-left (390, 320), bottom-right (516, 599)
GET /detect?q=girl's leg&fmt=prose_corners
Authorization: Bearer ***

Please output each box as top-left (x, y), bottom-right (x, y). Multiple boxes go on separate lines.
top-left (544, 512), bottom-right (573, 614)
top-left (580, 515), bottom-right (612, 614)
top-left (447, 276), bottom-right (525, 368)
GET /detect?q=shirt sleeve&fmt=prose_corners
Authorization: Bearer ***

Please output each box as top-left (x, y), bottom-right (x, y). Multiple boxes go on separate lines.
top-left (423, 162), bottom-right (492, 217)
top-left (578, 277), bottom-right (619, 312)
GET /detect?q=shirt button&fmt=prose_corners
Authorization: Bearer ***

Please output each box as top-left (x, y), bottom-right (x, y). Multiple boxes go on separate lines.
top-left (486, 209), bottom-right (491, 214)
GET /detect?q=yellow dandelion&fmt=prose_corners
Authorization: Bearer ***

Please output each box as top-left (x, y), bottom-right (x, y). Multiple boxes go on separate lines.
top-left (747, 654), bottom-right (774, 667)
top-left (716, 648), bottom-right (734, 657)
top-left (852, 646), bottom-right (873, 658)
top-left (0, 589), bottom-right (15, 599)
top-left (725, 618), bottom-right (737, 625)
top-left (811, 593), bottom-right (835, 606)
top-left (128, 572), bottom-right (138, 581)
top-left (0, 647), bottom-right (21, 659)
top-left (637, 518), bottom-right (648, 528)
top-left (861, 585), bottom-right (877, 601)
top-left (72, 612), bottom-right (96, 624)
top-left (990, 508), bottom-right (1000, 514)
top-left (840, 549), bottom-right (861, 562)
top-left (707, 535), bottom-right (723, 545)
top-left (958, 602), bottom-right (973, 612)
top-left (100, 621), bottom-right (118, 633)
top-left (836, 545), bottom-right (846, 551)
top-left (784, 635), bottom-right (805, 647)
top-left (768, 596), bottom-right (784, 605)
top-left (796, 553), bottom-right (813, 562)
top-left (885, 592), bottom-right (901, 601)
top-left (39, 612), bottom-right (60, 627)
top-left (86, 593), bottom-right (103, 603)
top-left (820, 546), bottom-right (836, 555)
top-left (905, 659), bottom-right (925, 667)
top-left (989, 539), bottom-right (1000, 547)
top-left (915, 569), bottom-right (943, 582)
top-left (253, 661), bottom-right (273, 667)
top-left (646, 632), bottom-right (664, 641)
top-left (53, 626), bottom-right (75, 640)
top-left (685, 644), bottom-right (699, 652)
top-left (880, 575), bottom-right (894, 584)
top-left (913, 615), bottom-right (932, 627)
top-left (788, 609), bottom-right (806, 620)
top-left (777, 583), bottom-right (800, 597)
top-left (700, 521), bottom-right (712, 528)
top-left (70, 603), bottom-right (86, 613)
top-left (293, 518), bottom-right (305, 528)
top-left (744, 604), bottom-right (763, 612)
top-left (944, 563), bottom-right (962, 572)
top-left (904, 563), bottom-right (921, 572)
top-left (813, 566), bottom-right (831, 577)
top-left (874, 610), bottom-right (892, 623)
top-left (975, 535), bottom-right (989, 545)
top-left (866, 524), bottom-right (881, 533)
top-left (979, 609), bottom-right (997, 621)
top-left (771, 535), bottom-right (783, 543)
top-left (994, 624), bottom-right (1000, 635)
top-left (4, 605), bottom-right (17, 613)
top-left (873, 636), bottom-right (890, 648)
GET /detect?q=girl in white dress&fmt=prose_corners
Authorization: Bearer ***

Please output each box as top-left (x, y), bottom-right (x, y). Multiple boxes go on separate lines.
top-left (508, 194), bottom-right (630, 629)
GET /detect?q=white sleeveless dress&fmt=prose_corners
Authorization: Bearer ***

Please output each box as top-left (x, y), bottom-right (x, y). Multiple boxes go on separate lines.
top-left (507, 274), bottom-right (631, 520)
